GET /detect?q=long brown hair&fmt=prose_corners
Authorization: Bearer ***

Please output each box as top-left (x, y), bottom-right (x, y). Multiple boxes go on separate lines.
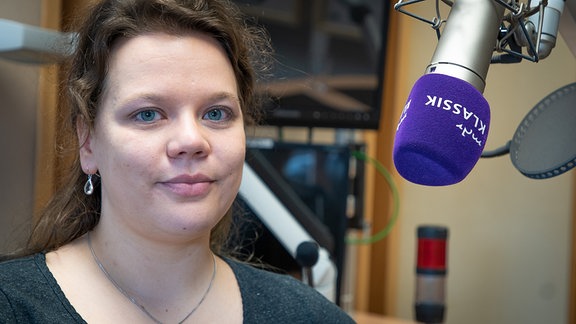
top-left (20, 0), bottom-right (270, 257)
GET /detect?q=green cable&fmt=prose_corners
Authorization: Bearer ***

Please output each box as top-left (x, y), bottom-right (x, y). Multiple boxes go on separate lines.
top-left (346, 150), bottom-right (400, 245)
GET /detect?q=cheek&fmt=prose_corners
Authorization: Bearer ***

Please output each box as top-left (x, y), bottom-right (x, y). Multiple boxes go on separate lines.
top-left (96, 136), bottom-right (159, 177)
top-left (226, 150), bottom-right (245, 178)
top-left (221, 138), bottom-right (245, 183)
top-left (220, 151), bottom-right (244, 210)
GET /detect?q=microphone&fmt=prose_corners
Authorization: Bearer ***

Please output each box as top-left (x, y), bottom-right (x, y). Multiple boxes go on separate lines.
top-left (296, 241), bottom-right (320, 288)
top-left (393, 0), bottom-right (505, 186)
top-left (520, 0), bottom-right (566, 60)
top-left (415, 225), bottom-right (449, 324)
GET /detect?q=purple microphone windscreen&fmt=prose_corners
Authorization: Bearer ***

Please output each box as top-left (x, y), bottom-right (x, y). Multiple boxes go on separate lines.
top-left (393, 73), bottom-right (490, 186)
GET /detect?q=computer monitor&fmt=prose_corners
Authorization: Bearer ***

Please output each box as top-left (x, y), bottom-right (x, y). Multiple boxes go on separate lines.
top-left (229, 141), bottom-right (366, 305)
top-left (233, 0), bottom-right (391, 129)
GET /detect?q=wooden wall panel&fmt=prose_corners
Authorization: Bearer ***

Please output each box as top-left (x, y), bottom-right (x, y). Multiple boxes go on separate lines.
top-left (34, 0), bottom-right (62, 217)
top-left (365, 3), bottom-right (403, 315)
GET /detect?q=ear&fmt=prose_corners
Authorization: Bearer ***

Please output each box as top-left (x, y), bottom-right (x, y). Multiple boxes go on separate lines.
top-left (77, 116), bottom-right (98, 174)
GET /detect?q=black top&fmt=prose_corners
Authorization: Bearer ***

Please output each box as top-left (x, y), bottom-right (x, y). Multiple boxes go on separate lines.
top-left (0, 253), bottom-right (355, 323)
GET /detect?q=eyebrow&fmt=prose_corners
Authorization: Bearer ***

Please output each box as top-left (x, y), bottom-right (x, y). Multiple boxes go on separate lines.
top-left (209, 91), bottom-right (241, 106)
top-left (117, 91), bottom-right (241, 108)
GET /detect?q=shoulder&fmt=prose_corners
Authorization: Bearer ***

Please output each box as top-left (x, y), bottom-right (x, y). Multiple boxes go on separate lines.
top-left (0, 254), bottom-right (44, 283)
top-left (0, 253), bottom-right (85, 323)
top-left (0, 254), bottom-right (48, 321)
top-left (226, 258), bottom-right (354, 324)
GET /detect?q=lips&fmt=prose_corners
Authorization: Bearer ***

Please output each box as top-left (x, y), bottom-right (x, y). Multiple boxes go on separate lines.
top-left (160, 174), bottom-right (214, 197)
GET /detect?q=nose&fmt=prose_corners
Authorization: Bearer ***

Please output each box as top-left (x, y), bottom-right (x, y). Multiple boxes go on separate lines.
top-left (166, 116), bottom-right (211, 159)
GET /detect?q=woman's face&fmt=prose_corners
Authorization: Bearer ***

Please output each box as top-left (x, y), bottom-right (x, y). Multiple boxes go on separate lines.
top-left (79, 32), bottom-right (245, 242)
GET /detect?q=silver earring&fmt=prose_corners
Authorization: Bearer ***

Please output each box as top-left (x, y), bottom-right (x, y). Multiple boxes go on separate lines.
top-left (84, 174), bottom-right (94, 195)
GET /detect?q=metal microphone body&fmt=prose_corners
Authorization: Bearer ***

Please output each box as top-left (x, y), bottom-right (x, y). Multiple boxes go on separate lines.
top-left (415, 226), bottom-right (449, 324)
top-left (526, 0), bottom-right (565, 59)
top-left (425, 0), bottom-right (505, 93)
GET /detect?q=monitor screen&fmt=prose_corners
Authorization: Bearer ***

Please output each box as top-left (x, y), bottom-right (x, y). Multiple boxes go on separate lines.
top-left (234, 0), bottom-right (390, 129)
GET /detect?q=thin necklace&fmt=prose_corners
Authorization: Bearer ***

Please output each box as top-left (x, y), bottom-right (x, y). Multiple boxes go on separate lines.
top-left (87, 233), bottom-right (217, 324)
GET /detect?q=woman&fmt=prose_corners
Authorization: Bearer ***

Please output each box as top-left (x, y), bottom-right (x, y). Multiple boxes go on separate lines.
top-left (0, 0), bottom-right (355, 323)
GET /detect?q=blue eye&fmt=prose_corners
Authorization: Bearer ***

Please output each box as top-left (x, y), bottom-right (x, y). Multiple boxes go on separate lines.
top-left (135, 110), bottom-right (158, 122)
top-left (204, 108), bottom-right (224, 121)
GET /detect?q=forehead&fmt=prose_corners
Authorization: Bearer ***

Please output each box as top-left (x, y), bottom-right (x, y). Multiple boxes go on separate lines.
top-left (108, 31), bottom-right (231, 78)
top-left (100, 32), bottom-right (239, 103)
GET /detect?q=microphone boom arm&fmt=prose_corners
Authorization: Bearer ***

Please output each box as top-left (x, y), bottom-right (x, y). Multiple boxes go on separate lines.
top-left (394, 0), bottom-right (564, 64)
